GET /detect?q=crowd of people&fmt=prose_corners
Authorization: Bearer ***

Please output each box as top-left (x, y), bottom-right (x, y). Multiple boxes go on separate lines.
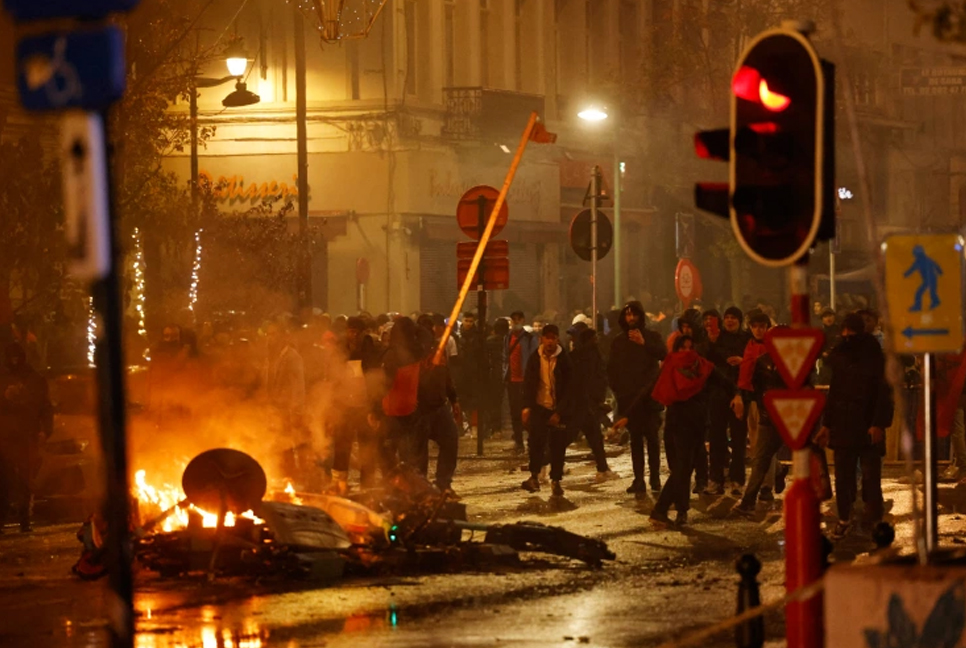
top-left (0, 294), bottom-right (898, 540)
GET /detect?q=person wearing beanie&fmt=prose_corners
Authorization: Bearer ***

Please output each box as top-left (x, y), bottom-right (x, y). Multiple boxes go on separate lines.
top-left (607, 301), bottom-right (668, 495)
top-left (704, 306), bottom-right (751, 495)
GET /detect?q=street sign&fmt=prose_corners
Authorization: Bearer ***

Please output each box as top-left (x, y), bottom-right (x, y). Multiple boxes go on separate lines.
top-left (458, 258), bottom-right (509, 290)
top-left (61, 112), bottom-right (111, 280)
top-left (3, 0), bottom-right (139, 21)
top-left (674, 258), bottom-right (703, 308)
top-left (569, 208), bottom-right (613, 261)
top-left (901, 67), bottom-right (966, 97)
top-left (884, 234), bottom-right (965, 353)
top-left (16, 27), bottom-right (127, 111)
top-left (764, 327), bottom-right (825, 389)
top-left (764, 389), bottom-right (826, 450)
top-left (456, 240), bottom-right (509, 259)
top-left (457, 185), bottom-right (508, 239)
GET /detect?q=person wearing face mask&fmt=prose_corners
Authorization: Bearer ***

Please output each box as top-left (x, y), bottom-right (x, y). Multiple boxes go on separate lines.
top-left (0, 343), bottom-right (52, 533)
top-left (608, 301), bottom-right (667, 495)
top-left (705, 307), bottom-right (751, 495)
top-left (505, 311), bottom-right (539, 454)
top-left (815, 313), bottom-right (893, 539)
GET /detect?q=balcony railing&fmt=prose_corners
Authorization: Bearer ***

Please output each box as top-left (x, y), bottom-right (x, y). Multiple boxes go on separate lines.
top-left (442, 87), bottom-right (545, 141)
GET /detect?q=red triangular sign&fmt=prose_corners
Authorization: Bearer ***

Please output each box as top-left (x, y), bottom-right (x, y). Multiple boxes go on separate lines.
top-left (764, 389), bottom-right (826, 450)
top-left (764, 327), bottom-right (825, 389)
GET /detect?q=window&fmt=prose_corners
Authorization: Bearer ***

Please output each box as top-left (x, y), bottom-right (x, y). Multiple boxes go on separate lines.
top-left (480, 0), bottom-right (489, 87)
top-left (405, 0), bottom-right (417, 95)
top-left (445, 0), bottom-right (455, 86)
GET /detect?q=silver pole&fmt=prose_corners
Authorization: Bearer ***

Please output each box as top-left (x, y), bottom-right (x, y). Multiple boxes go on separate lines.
top-left (924, 352), bottom-right (938, 553)
top-left (590, 166), bottom-right (599, 330)
top-left (829, 247), bottom-right (836, 311)
top-left (613, 138), bottom-right (621, 309)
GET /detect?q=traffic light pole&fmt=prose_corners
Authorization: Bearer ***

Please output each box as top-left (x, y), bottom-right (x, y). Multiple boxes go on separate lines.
top-left (477, 194), bottom-right (487, 456)
top-left (590, 166), bottom-right (601, 329)
top-left (784, 257), bottom-right (823, 648)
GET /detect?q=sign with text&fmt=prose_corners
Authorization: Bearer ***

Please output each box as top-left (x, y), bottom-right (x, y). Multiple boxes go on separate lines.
top-left (885, 234), bottom-right (965, 353)
top-left (902, 67), bottom-right (966, 97)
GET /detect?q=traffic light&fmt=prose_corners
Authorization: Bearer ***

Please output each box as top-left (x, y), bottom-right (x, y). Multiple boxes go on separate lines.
top-left (695, 27), bottom-right (835, 267)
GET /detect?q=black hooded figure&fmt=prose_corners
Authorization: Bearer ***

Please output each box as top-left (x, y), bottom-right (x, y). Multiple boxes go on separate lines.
top-left (607, 301), bottom-right (667, 494)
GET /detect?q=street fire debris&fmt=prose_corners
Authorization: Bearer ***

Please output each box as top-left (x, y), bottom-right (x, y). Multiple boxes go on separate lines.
top-left (117, 449), bottom-right (615, 582)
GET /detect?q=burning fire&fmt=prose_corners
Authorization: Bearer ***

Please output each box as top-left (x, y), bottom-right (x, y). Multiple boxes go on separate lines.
top-left (283, 480), bottom-right (303, 506)
top-left (134, 469), bottom-right (262, 532)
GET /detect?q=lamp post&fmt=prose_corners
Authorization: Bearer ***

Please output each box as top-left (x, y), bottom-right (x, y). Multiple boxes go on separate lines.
top-left (578, 104), bottom-right (622, 309)
top-left (189, 48), bottom-right (260, 202)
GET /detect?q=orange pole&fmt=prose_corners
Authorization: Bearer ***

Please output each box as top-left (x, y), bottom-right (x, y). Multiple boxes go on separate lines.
top-left (434, 111), bottom-right (539, 365)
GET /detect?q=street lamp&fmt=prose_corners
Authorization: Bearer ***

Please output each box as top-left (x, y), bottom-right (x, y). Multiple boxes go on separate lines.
top-left (578, 102), bottom-right (622, 308)
top-left (190, 48), bottom-right (260, 202)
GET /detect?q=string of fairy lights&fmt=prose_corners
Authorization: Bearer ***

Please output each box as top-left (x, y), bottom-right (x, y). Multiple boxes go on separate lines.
top-left (286, 0), bottom-right (388, 42)
top-left (188, 229), bottom-right (203, 315)
top-left (132, 228), bottom-right (147, 339)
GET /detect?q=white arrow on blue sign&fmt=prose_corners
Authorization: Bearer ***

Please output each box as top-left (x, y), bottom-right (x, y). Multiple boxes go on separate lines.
top-left (2, 0), bottom-right (139, 22)
top-left (16, 27), bottom-right (126, 112)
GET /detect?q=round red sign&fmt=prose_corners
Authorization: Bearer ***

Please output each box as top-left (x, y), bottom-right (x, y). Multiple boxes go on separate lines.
top-left (457, 185), bottom-right (509, 240)
top-left (675, 258), bottom-right (703, 308)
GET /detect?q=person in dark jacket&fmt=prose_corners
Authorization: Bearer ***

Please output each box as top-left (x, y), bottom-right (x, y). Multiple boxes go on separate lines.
top-left (457, 312), bottom-right (486, 435)
top-left (0, 342), bottom-right (52, 533)
top-left (483, 318), bottom-right (510, 439)
top-left (505, 311), bottom-right (540, 453)
top-left (607, 301), bottom-right (668, 494)
top-left (705, 306), bottom-right (751, 494)
top-left (816, 313), bottom-right (894, 538)
top-left (570, 327), bottom-right (615, 481)
top-left (649, 336), bottom-right (738, 527)
top-left (732, 313), bottom-right (786, 517)
top-left (521, 325), bottom-right (574, 498)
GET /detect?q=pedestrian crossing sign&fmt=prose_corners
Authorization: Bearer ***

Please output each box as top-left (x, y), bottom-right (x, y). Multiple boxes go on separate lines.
top-left (884, 234), bottom-right (965, 353)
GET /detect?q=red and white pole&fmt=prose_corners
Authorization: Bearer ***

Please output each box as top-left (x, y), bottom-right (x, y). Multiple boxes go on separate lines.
top-left (784, 259), bottom-right (823, 648)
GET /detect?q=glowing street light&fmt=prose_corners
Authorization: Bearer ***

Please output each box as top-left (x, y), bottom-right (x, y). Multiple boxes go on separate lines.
top-left (578, 105), bottom-right (609, 122)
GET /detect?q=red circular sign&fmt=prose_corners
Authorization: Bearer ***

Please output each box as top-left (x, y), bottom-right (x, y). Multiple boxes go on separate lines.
top-left (356, 257), bottom-right (370, 284)
top-left (457, 185), bottom-right (509, 240)
top-left (675, 258), bottom-right (703, 308)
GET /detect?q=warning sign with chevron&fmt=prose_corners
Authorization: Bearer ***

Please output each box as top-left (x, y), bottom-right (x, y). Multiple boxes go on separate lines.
top-left (764, 327), bottom-right (825, 389)
top-left (764, 389), bottom-right (826, 450)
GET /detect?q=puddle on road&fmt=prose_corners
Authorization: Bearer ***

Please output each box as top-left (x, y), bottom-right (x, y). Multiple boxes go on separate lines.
top-left (134, 606), bottom-right (401, 648)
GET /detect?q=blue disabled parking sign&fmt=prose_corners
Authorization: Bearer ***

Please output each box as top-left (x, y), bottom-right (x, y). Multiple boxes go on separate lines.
top-left (886, 234), bottom-right (965, 353)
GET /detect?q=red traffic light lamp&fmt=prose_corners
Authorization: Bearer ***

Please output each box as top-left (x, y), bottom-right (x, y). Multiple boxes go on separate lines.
top-left (694, 26), bottom-right (835, 267)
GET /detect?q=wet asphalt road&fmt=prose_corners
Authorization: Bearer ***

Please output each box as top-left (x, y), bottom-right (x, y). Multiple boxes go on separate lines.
top-left (1, 437), bottom-right (963, 648)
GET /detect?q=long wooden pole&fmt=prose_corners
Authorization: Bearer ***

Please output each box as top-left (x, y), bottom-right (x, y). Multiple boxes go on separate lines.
top-left (434, 111), bottom-right (539, 365)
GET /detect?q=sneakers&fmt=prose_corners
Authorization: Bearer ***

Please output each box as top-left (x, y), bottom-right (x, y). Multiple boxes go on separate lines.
top-left (728, 482), bottom-right (745, 497)
top-left (674, 510), bottom-right (689, 527)
top-left (758, 487), bottom-right (775, 502)
top-left (732, 501), bottom-right (756, 518)
top-left (626, 479), bottom-right (647, 494)
top-left (551, 481), bottom-right (564, 498)
top-left (692, 482), bottom-right (707, 495)
top-left (594, 470), bottom-right (620, 484)
top-left (521, 476), bottom-right (541, 493)
top-left (830, 520), bottom-right (851, 540)
top-left (703, 481), bottom-right (725, 496)
top-left (513, 443), bottom-right (526, 455)
top-left (649, 510), bottom-right (673, 528)
top-left (650, 480), bottom-right (662, 494)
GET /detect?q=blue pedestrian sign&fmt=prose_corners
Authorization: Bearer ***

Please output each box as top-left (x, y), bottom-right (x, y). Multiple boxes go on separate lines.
top-left (885, 234), bottom-right (965, 353)
top-left (16, 27), bottom-right (126, 112)
top-left (2, 0), bottom-right (139, 22)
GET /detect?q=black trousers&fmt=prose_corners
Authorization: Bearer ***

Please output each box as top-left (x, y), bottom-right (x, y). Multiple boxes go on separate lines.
top-left (708, 391), bottom-right (749, 485)
top-left (406, 405), bottom-right (459, 490)
top-left (573, 409), bottom-right (609, 473)
top-left (739, 422), bottom-right (783, 508)
top-left (332, 408), bottom-right (380, 487)
top-left (623, 404), bottom-right (663, 487)
top-left (0, 448), bottom-right (31, 528)
top-left (833, 445), bottom-right (883, 523)
top-left (507, 381), bottom-right (526, 445)
top-left (655, 408), bottom-right (703, 515)
top-left (482, 376), bottom-right (504, 438)
top-left (527, 406), bottom-right (571, 482)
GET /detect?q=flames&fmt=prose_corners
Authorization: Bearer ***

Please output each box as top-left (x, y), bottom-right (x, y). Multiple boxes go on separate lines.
top-left (133, 469), bottom-right (262, 532)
